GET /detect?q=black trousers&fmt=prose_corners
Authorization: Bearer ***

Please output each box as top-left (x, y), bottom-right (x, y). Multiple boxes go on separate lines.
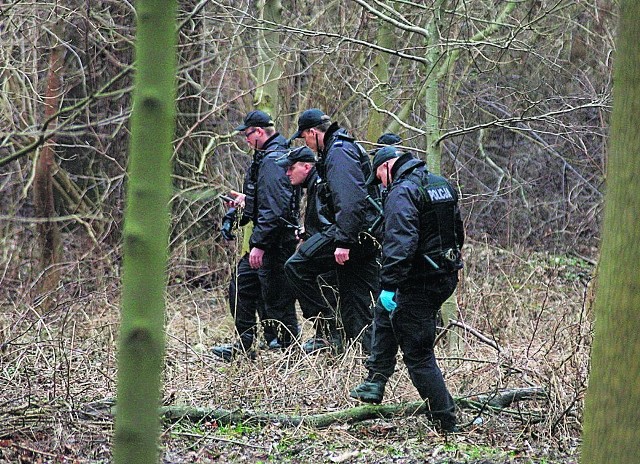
top-left (366, 273), bottom-right (458, 428)
top-left (285, 232), bottom-right (379, 351)
top-left (228, 240), bottom-right (299, 348)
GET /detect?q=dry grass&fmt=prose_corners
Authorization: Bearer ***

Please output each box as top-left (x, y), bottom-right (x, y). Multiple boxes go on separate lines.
top-left (0, 241), bottom-right (590, 463)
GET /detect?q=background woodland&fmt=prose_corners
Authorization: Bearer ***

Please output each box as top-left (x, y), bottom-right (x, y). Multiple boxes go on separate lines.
top-left (0, 1), bottom-right (616, 462)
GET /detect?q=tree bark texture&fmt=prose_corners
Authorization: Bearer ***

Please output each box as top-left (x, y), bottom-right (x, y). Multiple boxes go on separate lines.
top-left (366, 12), bottom-right (394, 143)
top-left (33, 27), bottom-right (64, 299)
top-left (113, 0), bottom-right (177, 463)
top-left (254, 0), bottom-right (283, 114)
top-left (582, 1), bottom-right (640, 462)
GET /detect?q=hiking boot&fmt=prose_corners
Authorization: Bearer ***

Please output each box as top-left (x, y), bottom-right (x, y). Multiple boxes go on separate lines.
top-left (302, 337), bottom-right (343, 354)
top-left (268, 331), bottom-right (299, 350)
top-left (210, 342), bottom-right (256, 362)
top-left (349, 381), bottom-right (385, 404)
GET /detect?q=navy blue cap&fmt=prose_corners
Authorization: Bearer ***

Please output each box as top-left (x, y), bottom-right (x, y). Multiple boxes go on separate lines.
top-left (377, 133), bottom-right (402, 145)
top-left (291, 108), bottom-right (331, 139)
top-left (366, 146), bottom-right (402, 185)
top-left (234, 110), bottom-right (274, 132)
top-left (276, 146), bottom-right (317, 167)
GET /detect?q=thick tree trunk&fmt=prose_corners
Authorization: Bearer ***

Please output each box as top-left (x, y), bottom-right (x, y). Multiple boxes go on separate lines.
top-left (113, 0), bottom-right (177, 462)
top-left (581, 1), bottom-right (640, 463)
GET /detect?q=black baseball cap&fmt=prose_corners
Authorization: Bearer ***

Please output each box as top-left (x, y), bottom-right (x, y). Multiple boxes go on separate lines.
top-left (275, 146), bottom-right (317, 168)
top-left (234, 110), bottom-right (274, 132)
top-left (366, 146), bottom-right (402, 185)
top-left (377, 133), bottom-right (402, 145)
top-left (290, 108), bottom-right (331, 139)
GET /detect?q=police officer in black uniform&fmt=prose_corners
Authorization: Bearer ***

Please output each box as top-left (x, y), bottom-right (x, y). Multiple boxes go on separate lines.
top-left (274, 147), bottom-right (330, 244)
top-left (276, 147), bottom-right (341, 353)
top-left (285, 109), bottom-right (380, 353)
top-left (349, 146), bottom-right (464, 433)
top-left (212, 110), bottom-right (300, 361)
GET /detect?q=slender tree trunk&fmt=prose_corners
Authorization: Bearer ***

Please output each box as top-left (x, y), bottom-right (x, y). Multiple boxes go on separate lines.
top-left (113, 0), bottom-right (177, 462)
top-left (386, 0), bottom-right (517, 157)
top-left (254, 0), bottom-right (282, 114)
top-left (419, 1), bottom-right (461, 345)
top-left (389, 1), bottom-right (517, 351)
top-left (33, 25), bottom-right (64, 301)
top-left (366, 13), bottom-right (394, 142)
top-left (422, 0), bottom-right (443, 171)
top-left (581, 1), bottom-right (640, 462)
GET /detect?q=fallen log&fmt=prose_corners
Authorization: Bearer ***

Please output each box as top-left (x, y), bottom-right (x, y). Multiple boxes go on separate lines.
top-left (160, 402), bottom-right (430, 428)
top-left (78, 387), bottom-right (547, 429)
top-left (158, 387), bottom-right (548, 428)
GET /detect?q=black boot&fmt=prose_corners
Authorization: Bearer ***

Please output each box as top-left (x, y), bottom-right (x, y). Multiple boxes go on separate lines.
top-left (211, 341), bottom-right (256, 362)
top-left (349, 381), bottom-right (385, 404)
top-left (268, 323), bottom-right (300, 350)
top-left (304, 316), bottom-right (343, 354)
top-left (350, 373), bottom-right (387, 404)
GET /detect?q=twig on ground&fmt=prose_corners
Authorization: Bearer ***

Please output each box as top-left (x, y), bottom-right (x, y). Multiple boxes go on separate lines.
top-left (170, 430), bottom-right (270, 449)
top-left (437, 319), bottom-right (503, 354)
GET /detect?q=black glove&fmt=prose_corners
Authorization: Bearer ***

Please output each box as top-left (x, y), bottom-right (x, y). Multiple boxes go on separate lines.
top-left (238, 212), bottom-right (251, 227)
top-left (221, 219), bottom-right (235, 240)
top-left (221, 208), bottom-right (237, 241)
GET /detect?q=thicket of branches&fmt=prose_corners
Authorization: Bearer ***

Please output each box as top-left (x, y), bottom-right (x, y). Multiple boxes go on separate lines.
top-left (1, 0), bottom-right (615, 296)
top-left (0, 2), bottom-right (614, 460)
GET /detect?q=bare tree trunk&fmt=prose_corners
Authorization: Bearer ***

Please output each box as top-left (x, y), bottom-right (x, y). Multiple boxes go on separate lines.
top-left (33, 24), bottom-right (64, 301)
top-left (113, 0), bottom-right (177, 462)
top-left (366, 10), bottom-right (394, 142)
top-left (255, 0), bottom-right (283, 114)
top-left (582, 1), bottom-right (640, 462)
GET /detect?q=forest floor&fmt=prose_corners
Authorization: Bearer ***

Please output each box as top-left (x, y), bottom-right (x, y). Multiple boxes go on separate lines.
top-left (0, 242), bottom-right (593, 463)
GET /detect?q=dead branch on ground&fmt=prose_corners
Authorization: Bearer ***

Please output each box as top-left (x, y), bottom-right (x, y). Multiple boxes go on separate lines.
top-left (74, 386), bottom-right (547, 429)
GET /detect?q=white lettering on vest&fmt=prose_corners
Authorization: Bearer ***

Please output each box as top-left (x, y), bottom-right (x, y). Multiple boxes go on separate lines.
top-left (428, 187), bottom-right (453, 202)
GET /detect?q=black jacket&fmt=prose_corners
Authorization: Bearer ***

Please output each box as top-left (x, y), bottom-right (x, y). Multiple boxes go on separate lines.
top-left (302, 166), bottom-right (333, 237)
top-left (380, 154), bottom-right (464, 291)
top-left (247, 133), bottom-right (299, 248)
top-left (318, 123), bottom-right (379, 248)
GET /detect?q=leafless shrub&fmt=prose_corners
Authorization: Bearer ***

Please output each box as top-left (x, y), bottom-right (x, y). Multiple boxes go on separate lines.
top-left (0, 241), bottom-right (588, 461)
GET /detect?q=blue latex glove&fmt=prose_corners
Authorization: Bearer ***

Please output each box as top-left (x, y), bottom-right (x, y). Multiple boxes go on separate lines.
top-left (379, 290), bottom-right (397, 312)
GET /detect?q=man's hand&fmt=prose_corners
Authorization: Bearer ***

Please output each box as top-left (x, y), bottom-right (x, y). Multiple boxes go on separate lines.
top-left (229, 190), bottom-right (246, 208)
top-left (335, 247), bottom-right (350, 265)
top-left (379, 290), bottom-right (397, 311)
top-left (295, 227), bottom-right (309, 242)
top-left (249, 247), bottom-right (265, 269)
